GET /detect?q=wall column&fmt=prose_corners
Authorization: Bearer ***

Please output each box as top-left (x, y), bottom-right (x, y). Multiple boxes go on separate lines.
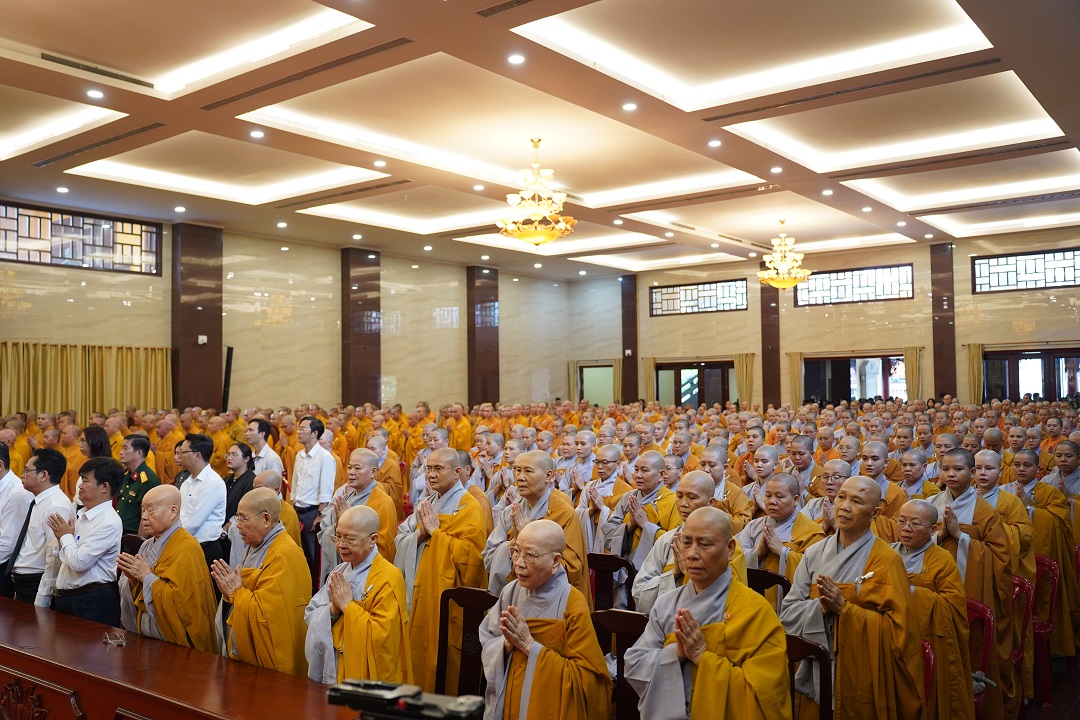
top-left (760, 282), bottom-right (782, 408)
top-left (930, 243), bottom-right (957, 398)
top-left (341, 249), bottom-right (381, 405)
top-left (467, 266), bottom-right (499, 406)
top-left (171, 223), bottom-right (223, 409)
top-left (620, 274), bottom-right (638, 403)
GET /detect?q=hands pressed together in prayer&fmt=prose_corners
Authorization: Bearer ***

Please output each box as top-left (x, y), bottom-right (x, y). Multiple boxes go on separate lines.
top-left (210, 559), bottom-right (243, 601)
top-left (940, 505), bottom-right (961, 541)
top-left (416, 500), bottom-right (440, 539)
top-left (754, 521), bottom-right (784, 558)
top-left (671, 531), bottom-right (685, 579)
top-left (817, 574), bottom-right (846, 615)
top-left (117, 552), bottom-right (152, 583)
top-left (587, 486), bottom-right (604, 516)
top-left (627, 494), bottom-right (648, 529)
top-left (500, 606), bottom-right (534, 653)
top-left (820, 497), bottom-right (836, 534)
top-left (509, 501), bottom-right (530, 535)
top-left (327, 571), bottom-right (354, 617)
top-left (674, 608), bottom-right (707, 665)
top-left (570, 464), bottom-right (588, 494)
top-left (333, 494), bottom-right (349, 520)
top-left (46, 512), bottom-right (74, 541)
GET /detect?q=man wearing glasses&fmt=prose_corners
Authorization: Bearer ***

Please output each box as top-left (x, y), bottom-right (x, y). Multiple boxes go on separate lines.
top-left (177, 433), bottom-right (228, 568)
top-left (5, 448), bottom-right (72, 603)
top-left (0, 442), bottom-right (34, 598)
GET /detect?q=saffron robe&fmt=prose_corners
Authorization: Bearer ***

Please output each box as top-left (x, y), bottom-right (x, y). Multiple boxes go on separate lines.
top-left (574, 473), bottom-right (632, 554)
top-left (714, 478), bottom-right (753, 534)
top-left (738, 512), bottom-right (826, 610)
top-left (376, 457), bottom-right (406, 522)
top-left (316, 482), bottom-right (397, 585)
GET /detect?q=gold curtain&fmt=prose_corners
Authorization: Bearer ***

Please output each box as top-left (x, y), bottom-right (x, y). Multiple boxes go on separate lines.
top-left (643, 356), bottom-right (657, 402)
top-left (568, 360), bottom-right (580, 403)
top-left (0, 342), bottom-right (172, 422)
top-left (734, 353), bottom-right (755, 409)
top-left (787, 352), bottom-right (803, 408)
top-left (611, 357), bottom-right (623, 403)
top-left (903, 346), bottom-right (921, 402)
top-left (967, 343), bottom-right (985, 405)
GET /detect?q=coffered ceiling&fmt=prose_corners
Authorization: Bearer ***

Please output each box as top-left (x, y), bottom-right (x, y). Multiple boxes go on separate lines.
top-left (0, 0), bottom-right (1077, 279)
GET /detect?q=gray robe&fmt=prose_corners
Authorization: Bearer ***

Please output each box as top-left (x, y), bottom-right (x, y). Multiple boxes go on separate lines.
top-left (119, 519), bottom-right (182, 639)
top-left (316, 481), bottom-right (376, 586)
top-left (304, 546), bottom-right (377, 683)
top-left (393, 482), bottom-right (465, 610)
top-left (482, 487), bottom-right (552, 596)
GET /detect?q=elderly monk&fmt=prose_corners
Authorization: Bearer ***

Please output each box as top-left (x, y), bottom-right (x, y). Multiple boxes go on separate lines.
top-left (800, 459), bottom-right (849, 533)
top-left (480, 520), bottom-right (610, 720)
top-left (211, 487), bottom-right (312, 677)
top-left (891, 500), bottom-right (974, 720)
top-left (251, 471), bottom-right (301, 547)
top-left (367, 435), bottom-right (405, 521)
top-left (483, 451), bottom-right (589, 600)
top-left (316, 449), bottom-right (397, 585)
top-left (118, 485), bottom-right (217, 653)
top-left (633, 471), bottom-right (748, 614)
top-left (780, 477), bottom-right (923, 720)
top-left (737, 473), bottom-right (825, 608)
top-left (601, 450), bottom-right (681, 607)
top-left (575, 443), bottom-right (632, 553)
top-left (394, 447), bottom-right (487, 693)
top-left (627, 507), bottom-right (790, 720)
top-left (929, 448), bottom-right (1015, 720)
top-left (897, 449), bottom-right (941, 500)
top-left (305, 506), bottom-right (410, 685)
top-left (699, 444), bottom-right (752, 533)
top-left (859, 441), bottom-right (906, 518)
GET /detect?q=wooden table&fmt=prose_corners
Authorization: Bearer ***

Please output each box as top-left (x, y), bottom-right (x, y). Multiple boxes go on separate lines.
top-left (0, 598), bottom-right (355, 719)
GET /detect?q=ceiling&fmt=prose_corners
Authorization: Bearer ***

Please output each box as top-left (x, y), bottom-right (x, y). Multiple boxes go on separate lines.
top-left (0, 0), bottom-right (1077, 280)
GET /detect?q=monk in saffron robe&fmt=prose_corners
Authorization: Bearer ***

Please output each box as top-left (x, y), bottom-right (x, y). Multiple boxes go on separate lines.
top-left (859, 441), bottom-right (906, 518)
top-left (305, 506), bottom-right (410, 684)
top-left (930, 449), bottom-right (1015, 720)
top-left (574, 444), bottom-right (632, 553)
top-left (118, 485), bottom-right (217, 653)
top-left (368, 436), bottom-right (405, 521)
top-left (892, 500), bottom-right (975, 720)
top-left (483, 451), bottom-right (589, 602)
top-left (211, 487), bottom-right (312, 677)
top-left (896, 449), bottom-right (942, 501)
top-left (780, 476), bottom-right (924, 720)
top-left (58, 424), bottom-right (85, 498)
top-left (633, 471), bottom-right (747, 614)
top-left (394, 447), bottom-right (487, 693)
top-left (737, 473), bottom-right (825, 609)
top-left (626, 507), bottom-right (790, 720)
top-left (1046, 440), bottom-right (1080, 649)
top-left (699, 445), bottom-right (752, 533)
top-left (480, 520), bottom-right (610, 720)
top-left (250, 471), bottom-right (302, 548)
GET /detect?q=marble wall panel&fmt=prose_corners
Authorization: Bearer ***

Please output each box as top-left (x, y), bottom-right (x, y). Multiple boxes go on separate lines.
top-left (499, 274), bottom-right (571, 403)
top-left (568, 276), bottom-right (623, 364)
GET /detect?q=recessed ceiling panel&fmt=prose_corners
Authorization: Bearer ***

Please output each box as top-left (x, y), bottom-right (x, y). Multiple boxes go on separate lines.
top-left (67, 131), bottom-right (383, 204)
top-left (0, 85), bottom-right (125, 161)
top-left (454, 221), bottom-right (663, 257)
top-left (572, 245), bottom-right (741, 272)
top-left (922, 196), bottom-right (1080, 237)
top-left (514, 0), bottom-right (989, 111)
top-left (300, 185), bottom-right (508, 234)
top-left (727, 72), bottom-right (1061, 173)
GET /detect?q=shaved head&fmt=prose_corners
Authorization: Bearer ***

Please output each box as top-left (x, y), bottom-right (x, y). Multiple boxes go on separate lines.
top-left (845, 476), bottom-right (882, 507)
top-left (517, 518), bottom-right (565, 555)
top-left (904, 498), bottom-right (939, 525)
top-left (241, 487), bottom-right (282, 523)
top-left (253, 470), bottom-right (282, 491)
top-left (679, 470), bottom-right (716, 497)
top-left (338, 505), bottom-right (380, 536)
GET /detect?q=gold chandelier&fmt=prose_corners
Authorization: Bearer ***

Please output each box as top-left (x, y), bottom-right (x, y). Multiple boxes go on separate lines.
top-left (496, 138), bottom-right (576, 246)
top-left (757, 220), bottom-right (812, 289)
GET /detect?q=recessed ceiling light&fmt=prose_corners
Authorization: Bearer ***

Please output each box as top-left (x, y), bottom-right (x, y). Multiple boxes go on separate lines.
top-left (280, 246), bottom-right (289, 251)
top-left (249, 130), bottom-right (265, 139)
top-left (481, 255), bottom-right (490, 260)
top-left (56, 187), bottom-right (69, 193)
top-left (770, 166), bottom-right (783, 174)
top-left (423, 245), bottom-right (433, 251)
top-left (652, 282), bottom-right (658, 286)
top-left (352, 234), bottom-right (363, 240)
top-left (896, 221), bottom-right (907, 227)
top-left (748, 252), bottom-right (758, 258)
top-left (86, 90), bottom-right (104, 99)
top-left (508, 54), bottom-right (525, 64)
top-left (821, 189), bottom-right (834, 196)
top-left (277, 221), bottom-right (287, 228)
top-left (373, 160), bottom-right (387, 168)
top-left (708, 140), bottom-right (722, 148)
top-left (613, 219), bottom-right (624, 225)
top-left (553, 283), bottom-right (559, 287)
top-left (622, 102), bottom-right (638, 111)
top-left (578, 270), bottom-right (587, 275)
top-left (411, 264), bottom-right (419, 269)
top-left (512, 278), bottom-right (519, 282)
top-left (924, 234), bottom-right (934, 239)
top-left (368, 254), bottom-right (376, 259)
top-left (664, 232), bottom-right (675, 237)
top-left (861, 207), bottom-right (872, 213)
top-left (174, 206), bottom-right (185, 213)
top-left (482, 269), bottom-right (490, 274)
top-left (473, 184), bottom-right (485, 191)
top-left (533, 263), bottom-right (542, 268)
top-left (710, 243), bottom-right (720, 248)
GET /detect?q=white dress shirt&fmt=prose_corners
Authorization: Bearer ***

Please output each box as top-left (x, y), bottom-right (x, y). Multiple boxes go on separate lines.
top-left (0, 469), bottom-right (33, 565)
top-left (13, 484), bottom-right (73, 584)
top-left (291, 443), bottom-right (335, 506)
top-left (52, 501), bottom-right (123, 593)
top-left (253, 443), bottom-right (284, 478)
top-left (180, 464), bottom-right (227, 543)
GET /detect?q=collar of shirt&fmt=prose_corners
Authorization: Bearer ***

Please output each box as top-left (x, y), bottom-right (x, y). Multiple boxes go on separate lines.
top-left (78, 501), bottom-right (112, 523)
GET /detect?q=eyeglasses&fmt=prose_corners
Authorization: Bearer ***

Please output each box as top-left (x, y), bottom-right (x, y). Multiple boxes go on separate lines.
top-left (234, 511), bottom-right (269, 525)
top-left (508, 547), bottom-right (556, 563)
top-left (22, 467), bottom-right (42, 476)
top-left (896, 519), bottom-right (931, 530)
top-left (102, 632), bottom-right (127, 647)
top-left (331, 532), bottom-right (374, 545)
top-left (822, 473), bottom-right (847, 481)
top-left (178, 450), bottom-right (199, 455)
top-left (225, 452), bottom-right (243, 459)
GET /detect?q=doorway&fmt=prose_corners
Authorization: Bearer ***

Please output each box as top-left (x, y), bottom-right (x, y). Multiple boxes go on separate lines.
top-left (655, 361), bottom-right (736, 408)
top-left (801, 355), bottom-right (907, 404)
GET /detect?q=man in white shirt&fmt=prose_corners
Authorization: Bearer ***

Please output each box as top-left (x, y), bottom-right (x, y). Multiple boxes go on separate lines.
top-left (7, 448), bottom-right (74, 604)
top-left (177, 433), bottom-right (228, 568)
top-left (0, 442), bottom-right (34, 598)
top-left (291, 416), bottom-right (336, 587)
top-left (44, 456), bottom-right (124, 625)
top-left (245, 418), bottom-right (284, 478)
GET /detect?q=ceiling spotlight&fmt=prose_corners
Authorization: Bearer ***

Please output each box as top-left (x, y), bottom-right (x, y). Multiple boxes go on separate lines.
top-left (367, 254), bottom-right (376, 259)
top-left (613, 219), bottom-right (624, 225)
top-left (250, 130), bottom-right (265, 139)
top-left (482, 269), bottom-right (490, 274)
top-left (533, 263), bottom-right (543, 268)
top-left (473, 184), bottom-right (485, 191)
top-left (861, 207), bottom-right (872, 213)
top-left (622, 102), bottom-right (638, 111)
top-left (512, 278), bottom-right (519, 282)
top-left (578, 270), bottom-right (587, 276)
top-left (652, 281), bottom-right (658, 286)
top-left (770, 166), bottom-right (782, 174)
top-left (373, 160), bottom-right (387, 168)
top-left (710, 243), bottom-right (720, 248)
top-left (277, 221), bottom-right (288, 228)
top-left (423, 245), bottom-right (433, 251)
top-left (924, 234), bottom-right (934, 239)
top-left (86, 90), bottom-right (104, 99)
top-left (481, 255), bottom-right (490, 260)
top-left (508, 54), bottom-right (525, 64)
top-left (280, 246), bottom-right (289, 252)
top-left (748, 252), bottom-right (758, 258)
top-left (352, 234), bottom-right (363, 240)
top-left (821, 189), bottom-right (833, 196)
top-left (56, 187), bottom-right (69, 193)
top-left (664, 232), bottom-right (675, 237)
top-left (174, 206), bottom-right (185, 213)
top-left (896, 221), bottom-right (907, 227)
top-left (411, 264), bottom-right (419, 269)
top-left (553, 283), bottom-right (559, 287)
top-left (708, 139), bottom-right (722, 148)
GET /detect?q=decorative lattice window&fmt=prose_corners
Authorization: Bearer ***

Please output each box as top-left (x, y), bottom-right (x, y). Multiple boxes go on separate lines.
top-left (973, 248), bottom-right (1080, 293)
top-left (794, 264), bottom-right (913, 306)
top-left (649, 279), bottom-right (748, 316)
top-left (0, 202), bottom-right (161, 275)
top-left (474, 300), bottom-right (499, 327)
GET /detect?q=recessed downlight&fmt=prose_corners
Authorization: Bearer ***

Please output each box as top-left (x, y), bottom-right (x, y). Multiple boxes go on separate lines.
top-left (708, 140), bottom-right (722, 148)
top-left (578, 270), bottom-right (587, 275)
top-left (533, 263), bottom-right (542, 268)
top-left (352, 234), bottom-right (363, 240)
top-left (174, 206), bottom-right (186, 213)
top-left (473, 184), bottom-right (485, 191)
top-left (861, 207), bottom-right (872, 213)
top-left (277, 222), bottom-right (288, 228)
top-left (86, 90), bottom-right (104, 99)
top-left (622, 102), bottom-right (638, 111)
top-left (280, 246), bottom-right (289, 252)
top-left (250, 130), bottom-right (265, 139)
top-left (770, 166), bottom-right (783, 174)
top-left (56, 187), bottom-right (69, 193)
top-left (508, 54), bottom-right (525, 65)
top-left (897, 221), bottom-right (907, 227)
top-left (373, 160), bottom-right (387, 168)
top-left (664, 232), bottom-right (675, 237)
top-left (423, 245), bottom-right (433, 251)
top-left (748, 252), bottom-right (758, 258)
top-left (613, 219), bottom-right (624, 225)
top-left (481, 255), bottom-right (490, 260)
top-left (821, 189), bottom-right (834, 196)
top-left (924, 234), bottom-right (934, 239)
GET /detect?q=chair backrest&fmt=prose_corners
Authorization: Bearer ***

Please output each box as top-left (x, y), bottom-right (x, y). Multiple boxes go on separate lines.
top-left (1074, 544), bottom-right (1079, 587)
top-left (746, 567), bottom-right (792, 597)
top-left (592, 610), bottom-right (649, 720)
top-left (921, 639), bottom-right (934, 701)
top-left (1034, 554), bottom-right (1060, 631)
top-left (588, 552), bottom-right (638, 611)
top-left (434, 586), bottom-right (499, 695)
top-left (785, 634), bottom-right (832, 720)
top-left (966, 598), bottom-right (995, 675)
top-left (1012, 575), bottom-right (1035, 664)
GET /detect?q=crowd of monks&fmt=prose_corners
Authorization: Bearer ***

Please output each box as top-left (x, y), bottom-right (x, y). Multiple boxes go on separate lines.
top-left (2, 392), bottom-right (1079, 720)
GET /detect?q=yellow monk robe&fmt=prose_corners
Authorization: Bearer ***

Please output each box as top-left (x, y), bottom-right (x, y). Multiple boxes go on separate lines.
top-left (225, 529), bottom-right (312, 677)
top-left (814, 447), bottom-right (840, 467)
top-left (331, 452), bottom-right (347, 492)
top-left (385, 417), bottom-right (406, 461)
top-left (278, 430), bottom-right (301, 481)
top-left (483, 579), bottom-right (611, 720)
top-left (280, 499), bottom-right (303, 548)
top-left (715, 481), bottom-right (753, 534)
top-left (59, 444), bottom-right (85, 499)
top-left (404, 425), bottom-right (425, 469)
top-left (466, 484), bottom-right (495, 535)
top-left (402, 490), bottom-right (487, 694)
top-left (342, 422), bottom-right (359, 453)
top-left (500, 490), bottom-right (591, 605)
top-left (606, 485), bottom-right (681, 561)
top-left (533, 414), bottom-right (554, 433)
top-left (109, 432), bottom-right (124, 460)
top-left (156, 429), bottom-right (184, 485)
top-left (446, 416), bottom-right (474, 452)
top-left (332, 552), bottom-right (412, 684)
top-left (904, 542), bottom-right (975, 720)
top-left (376, 456), bottom-right (405, 521)
top-left (331, 432), bottom-right (350, 474)
top-left (936, 494), bottom-right (1016, 720)
top-left (131, 527), bottom-right (218, 653)
top-left (879, 480), bottom-right (907, 519)
top-left (988, 489), bottom-right (1036, 699)
top-left (739, 512), bottom-right (826, 609)
top-left (732, 451), bottom-right (754, 485)
top-left (486, 417), bottom-right (505, 436)
top-left (1041, 435), bottom-right (1066, 455)
top-left (210, 429), bottom-right (231, 477)
top-left (1037, 450), bottom-right (1056, 478)
top-left (884, 458), bottom-right (904, 483)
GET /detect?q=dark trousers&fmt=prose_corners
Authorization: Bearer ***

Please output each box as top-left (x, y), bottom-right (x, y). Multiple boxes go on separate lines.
top-left (294, 504), bottom-right (320, 591)
top-left (201, 538), bottom-right (224, 569)
top-left (53, 584), bottom-right (121, 627)
top-left (12, 573), bottom-right (43, 604)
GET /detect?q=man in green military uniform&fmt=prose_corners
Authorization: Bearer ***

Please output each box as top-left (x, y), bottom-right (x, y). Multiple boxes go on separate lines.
top-left (118, 435), bottom-right (161, 534)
